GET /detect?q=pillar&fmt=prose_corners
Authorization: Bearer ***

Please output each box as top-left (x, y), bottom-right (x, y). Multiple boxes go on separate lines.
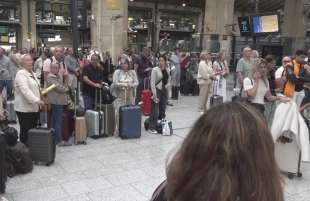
top-left (20, 0), bottom-right (36, 50)
top-left (282, 0), bottom-right (307, 54)
top-left (202, 0), bottom-right (235, 58)
top-left (91, 0), bottom-right (128, 65)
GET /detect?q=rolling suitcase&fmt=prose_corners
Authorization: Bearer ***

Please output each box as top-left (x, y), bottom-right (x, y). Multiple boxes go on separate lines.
top-left (74, 87), bottom-right (87, 144)
top-left (28, 128), bottom-right (56, 166)
top-left (210, 80), bottom-right (223, 107)
top-left (119, 89), bottom-right (141, 139)
top-left (141, 78), bottom-right (152, 116)
top-left (75, 117), bottom-right (87, 144)
top-left (85, 88), bottom-right (105, 138)
top-left (0, 134), bottom-right (7, 194)
top-left (6, 100), bottom-right (17, 123)
top-left (103, 103), bottom-right (115, 136)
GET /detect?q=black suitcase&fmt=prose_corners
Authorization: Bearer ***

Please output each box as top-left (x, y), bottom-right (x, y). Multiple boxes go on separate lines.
top-left (0, 134), bottom-right (7, 194)
top-left (119, 105), bottom-right (141, 139)
top-left (28, 128), bottom-right (56, 166)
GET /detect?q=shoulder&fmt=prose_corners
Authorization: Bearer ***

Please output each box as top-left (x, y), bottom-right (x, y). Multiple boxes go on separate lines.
top-left (243, 77), bottom-right (253, 88)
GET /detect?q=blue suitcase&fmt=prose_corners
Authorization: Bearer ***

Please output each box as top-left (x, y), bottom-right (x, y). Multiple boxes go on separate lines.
top-left (119, 105), bottom-right (141, 139)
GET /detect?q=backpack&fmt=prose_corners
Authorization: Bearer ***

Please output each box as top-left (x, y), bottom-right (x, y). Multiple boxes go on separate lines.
top-left (6, 142), bottom-right (33, 177)
top-left (3, 127), bottom-right (18, 147)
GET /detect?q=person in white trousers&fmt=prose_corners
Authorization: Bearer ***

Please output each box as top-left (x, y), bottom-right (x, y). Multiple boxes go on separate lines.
top-left (213, 51), bottom-right (230, 102)
top-left (197, 52), bottom-right (216, 113)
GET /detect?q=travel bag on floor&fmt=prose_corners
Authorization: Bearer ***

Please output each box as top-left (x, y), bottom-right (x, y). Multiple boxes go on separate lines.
top-left (28, 128), bottom-right (56, 166)
top-left (119, 89), bottom-right (141, 139)
top-left (103, 103), bottom-right (115, 136)
top-left (85, 88), bottom-right (105, 138)
top-left (6, 142), bottom-right (33, 176)
top-left (275, 132), bottom-right (302, 178)
top-left (0, 134), bottom-right (7, 194)
top-left (210, 80), bottom-right (223, 107)
top-left (119, 105), bottom-right (141, 139)
top-left (141, 78), bottom-right (152, 116)
top-left (74, 87), bottom-right (87, 144)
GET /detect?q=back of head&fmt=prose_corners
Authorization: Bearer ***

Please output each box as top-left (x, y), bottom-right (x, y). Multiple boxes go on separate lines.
top-left (166, 102), bottom-right (283, 201)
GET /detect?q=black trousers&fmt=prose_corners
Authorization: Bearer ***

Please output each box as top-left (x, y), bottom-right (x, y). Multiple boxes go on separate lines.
top-left (149, 88), bottom-right (168, 130)
top-left (180, 68), bottom-right (187, 94)
top-left (16, 112), bottom-right (39, 145)
top-left (171, 86), bottom-right (179, 100)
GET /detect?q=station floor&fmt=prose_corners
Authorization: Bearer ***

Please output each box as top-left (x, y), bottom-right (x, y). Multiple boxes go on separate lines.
top-left (1, 90), bottom-right (310, 201)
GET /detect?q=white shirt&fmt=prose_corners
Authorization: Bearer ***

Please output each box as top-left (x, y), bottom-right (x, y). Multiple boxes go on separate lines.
top-left (243, 78), bottom-right (269, 105)
top-left (275, 66), bottom-right (284, 79)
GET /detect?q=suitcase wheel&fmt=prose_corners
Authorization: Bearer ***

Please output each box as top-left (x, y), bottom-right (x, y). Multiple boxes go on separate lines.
top-left (297, 172), bottom-right (302, 178)
top-left (288, 173), bottom-right (295, 179)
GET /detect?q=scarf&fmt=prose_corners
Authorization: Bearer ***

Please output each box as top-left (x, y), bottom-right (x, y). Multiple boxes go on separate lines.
top-left (284, 60), bottom-right (301, 97)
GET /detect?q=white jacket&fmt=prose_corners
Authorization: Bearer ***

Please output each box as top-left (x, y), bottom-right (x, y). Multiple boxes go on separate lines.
top-left (14, 69), bottom-right (41, 113)
top-left (271, 101), bottom-right (309, 162)
top-left (197, 60), bottom-right (214, 85)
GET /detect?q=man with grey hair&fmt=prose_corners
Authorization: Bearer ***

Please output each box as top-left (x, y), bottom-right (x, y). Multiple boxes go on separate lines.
top-left (43, 46), bottom-right (68, 86)
top-left (0, 47), bottom-right (14, 100)
top-left (64, 47), bottom-right (79, 90)
top-left (236, 47), bottom-right (253, 86)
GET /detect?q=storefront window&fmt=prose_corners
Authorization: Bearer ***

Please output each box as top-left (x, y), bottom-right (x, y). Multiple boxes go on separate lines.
top-left (36, 2), bottom-right (71, 25)
top-left (0, 1), bottom-right (20, 22)
top-left (160, 11), bottom-right (198, 32)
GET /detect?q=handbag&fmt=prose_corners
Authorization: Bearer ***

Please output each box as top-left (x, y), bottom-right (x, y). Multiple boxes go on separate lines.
top-left (162, 119), bottom-right (173, 136)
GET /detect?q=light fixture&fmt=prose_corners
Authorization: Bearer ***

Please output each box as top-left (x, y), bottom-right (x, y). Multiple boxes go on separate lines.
top-left (182, 2), bottom-right (186, 7)
top-left (129, 0), bottom-right (134, 2)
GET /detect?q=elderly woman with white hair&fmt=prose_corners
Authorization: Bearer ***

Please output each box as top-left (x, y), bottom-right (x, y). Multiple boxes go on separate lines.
top-left (14, 54), bottom-right (44, 145)
top-left (197, 52), bottom-right (217, 113)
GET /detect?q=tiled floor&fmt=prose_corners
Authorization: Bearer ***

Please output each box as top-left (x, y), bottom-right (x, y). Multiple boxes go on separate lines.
top-left (1, 95), bottom-right (310, 201)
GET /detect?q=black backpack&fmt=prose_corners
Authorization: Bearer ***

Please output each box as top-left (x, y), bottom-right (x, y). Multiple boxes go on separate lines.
top-left (3, 127), bottom-right (18, 147)
top-left (6, 142), bottom-right (33, 177)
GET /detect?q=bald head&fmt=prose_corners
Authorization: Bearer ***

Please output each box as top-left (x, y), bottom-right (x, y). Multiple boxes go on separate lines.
top-left (282, 56), bottom-right (291, 66)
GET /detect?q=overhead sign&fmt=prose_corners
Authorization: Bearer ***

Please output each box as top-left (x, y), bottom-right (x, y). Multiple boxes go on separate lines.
top-left (106, 0), bottom-right (121, 10)
top-left (238, 16), bottom-right (251, 36)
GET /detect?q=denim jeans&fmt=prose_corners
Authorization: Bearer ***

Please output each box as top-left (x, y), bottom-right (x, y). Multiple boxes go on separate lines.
top-left (0, 80), bottom-right (13, 100)
top-left (83, 95), bottom-right (95, 110)
top-left (51, 104), bottom-right (64, 143)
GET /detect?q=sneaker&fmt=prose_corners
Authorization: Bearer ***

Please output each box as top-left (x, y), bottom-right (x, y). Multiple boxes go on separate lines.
top-left (57, 141), bottom-right (66, 147)
top-left (64, 141), bottom-right (72, 146)
top-left (149, 129), bottom-right (158, 134)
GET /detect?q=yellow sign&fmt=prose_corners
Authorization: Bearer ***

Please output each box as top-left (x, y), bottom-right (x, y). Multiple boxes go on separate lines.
top-left (106, 0), bottom-right (121, 10)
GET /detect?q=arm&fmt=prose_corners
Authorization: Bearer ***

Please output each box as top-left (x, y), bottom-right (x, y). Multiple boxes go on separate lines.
top-left (64, 56), bottom-right (76, 74)
top-left (286, 67), bottom-right (304, 85)
top-left (150, 69), bottom-right (157, 100)
top-left (244, 78), bottom-right (259, 97)
top-left (83, 75), bottom-right (100, 88)
top-left (130, 70), bottom-right (139, 88)
top-left (47, 76), bottom-right (68, 93)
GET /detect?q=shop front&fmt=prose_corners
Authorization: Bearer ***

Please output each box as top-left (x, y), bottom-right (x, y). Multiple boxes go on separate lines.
top-left (0, 0), bottom-right (20, 50)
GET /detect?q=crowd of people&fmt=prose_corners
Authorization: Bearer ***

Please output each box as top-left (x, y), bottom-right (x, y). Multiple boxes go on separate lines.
top-left (0, 46), bottom-right (198, 144)
top-left (1, 44), bottom-right (310, 200)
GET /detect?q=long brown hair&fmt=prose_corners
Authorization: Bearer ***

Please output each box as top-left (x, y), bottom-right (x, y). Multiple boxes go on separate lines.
top-left (166, 102), bottom-right (284, 201)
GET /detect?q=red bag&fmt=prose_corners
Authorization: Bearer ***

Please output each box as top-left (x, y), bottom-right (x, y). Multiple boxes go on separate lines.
top-left (141, 89), bottom-right (152, 116)
top-left (141, 78), bottom-right (152, 116)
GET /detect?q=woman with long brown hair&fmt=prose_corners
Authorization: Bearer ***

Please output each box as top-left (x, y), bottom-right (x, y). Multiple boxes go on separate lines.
top-left (151, 102), bottom-right (284, 201)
